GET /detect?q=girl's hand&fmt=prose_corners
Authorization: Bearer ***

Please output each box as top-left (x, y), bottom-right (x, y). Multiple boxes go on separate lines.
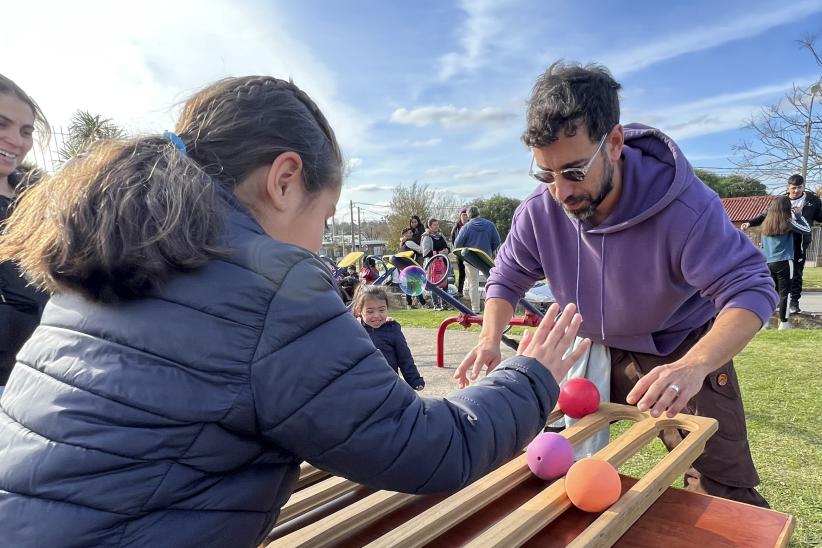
top-left (415, 384), bottom-right (425, 391)
top-left (516, 303), bottom-right (591, 384)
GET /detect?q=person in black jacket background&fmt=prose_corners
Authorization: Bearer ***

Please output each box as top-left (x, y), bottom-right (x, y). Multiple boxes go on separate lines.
top-left (0, 74), bottom-right (50, 385)
top-left (743, 174), bottom-right (822, 313)
top-left (353, 284), bottom-right (424, 390)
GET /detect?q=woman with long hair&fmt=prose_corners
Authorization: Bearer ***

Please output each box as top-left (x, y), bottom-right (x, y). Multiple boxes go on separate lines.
top-left (760, 196), bottom-right (810, 329)
top-left (0, 74), bottom-right (50, 385)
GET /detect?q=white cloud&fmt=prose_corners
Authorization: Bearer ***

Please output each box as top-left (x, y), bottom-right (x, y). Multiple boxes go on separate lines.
top-left (453, 169), bottom-right (499, 180)
top-left (3, 0), bottom-right (374, 163)
top-left (346, 157), bottom-right (364, 172)
top-left (603, 1), bottom-right (822, 75)
top-left (390, 105), bottom-right (516, 128)
top-left (407, 138), bottom-right (443, 147)
top-left (346, 183), bottom-right (394, 192)
top-left (424, 165), bottom-right (461, 177)
top-left (439, 0), bottom-right (518, 80)
top-left (626, 75), bottom-right (821, 140)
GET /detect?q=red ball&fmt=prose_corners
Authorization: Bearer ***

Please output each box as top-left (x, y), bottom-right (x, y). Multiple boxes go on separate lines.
top-left (558, 378), bottom-right (600, 419)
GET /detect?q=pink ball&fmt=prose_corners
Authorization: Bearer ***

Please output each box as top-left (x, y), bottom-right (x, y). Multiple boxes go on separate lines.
top-left (526, 432), bottom-right (575, 480)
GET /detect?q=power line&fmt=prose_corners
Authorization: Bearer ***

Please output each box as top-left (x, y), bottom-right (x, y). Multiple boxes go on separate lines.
top-left (352, 201), bottom-right (391, 208)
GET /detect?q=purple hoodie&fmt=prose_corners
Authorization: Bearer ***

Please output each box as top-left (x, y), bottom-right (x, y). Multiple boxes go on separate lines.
top-left (485, 124), bottom-right (777, 356)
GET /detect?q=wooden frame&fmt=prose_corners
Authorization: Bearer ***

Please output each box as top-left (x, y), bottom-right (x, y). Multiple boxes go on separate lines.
top-left (265, 403), bottom-right (793, 547)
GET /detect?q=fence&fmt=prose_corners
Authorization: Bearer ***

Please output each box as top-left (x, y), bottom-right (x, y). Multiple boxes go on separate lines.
top-left (29, 128), bottom-right (69, 173)
top-left (807, 227), bottom-right (822, 266)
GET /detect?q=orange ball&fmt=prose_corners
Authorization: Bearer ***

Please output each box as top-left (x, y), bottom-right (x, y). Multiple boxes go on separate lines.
top-left (564, 458), bottom-right (622, 512)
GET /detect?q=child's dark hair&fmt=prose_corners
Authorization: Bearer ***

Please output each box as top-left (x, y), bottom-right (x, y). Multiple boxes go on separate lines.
top-left (352, 284), bottom-right (390, 317)
top-left (0, 76), bottom-right (343, 303)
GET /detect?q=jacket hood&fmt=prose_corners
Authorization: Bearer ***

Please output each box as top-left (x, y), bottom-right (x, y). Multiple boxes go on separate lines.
top-left (587, 123), bottom-right (696, 235)
top-left (468, 218), bottom-right (495, 232)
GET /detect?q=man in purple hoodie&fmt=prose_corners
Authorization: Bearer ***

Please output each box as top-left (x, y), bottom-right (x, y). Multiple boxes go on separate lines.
top-left (455, 62), bottom-right (776, 507)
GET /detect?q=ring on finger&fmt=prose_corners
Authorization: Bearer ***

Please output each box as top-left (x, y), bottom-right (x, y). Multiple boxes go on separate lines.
top-left (668, 383), bottom-right (681, 395)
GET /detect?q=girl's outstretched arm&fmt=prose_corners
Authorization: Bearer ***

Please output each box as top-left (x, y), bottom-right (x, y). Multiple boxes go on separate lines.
top-left (249, 257), bottom-right (559, 494)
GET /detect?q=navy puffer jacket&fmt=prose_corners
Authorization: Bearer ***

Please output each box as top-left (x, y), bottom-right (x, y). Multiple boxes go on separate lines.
top-left (361, 320), bottom-right (424, 389)
top-left (0, 194), bottom-right (559, 547)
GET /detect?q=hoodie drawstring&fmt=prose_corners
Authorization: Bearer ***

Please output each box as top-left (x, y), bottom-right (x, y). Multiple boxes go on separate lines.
top-left (575, 220), bottom-right (581, 311)
top-left (600, 234), bottom-right (606, 342)
top-left (575, 220), bottom-right (607, 342)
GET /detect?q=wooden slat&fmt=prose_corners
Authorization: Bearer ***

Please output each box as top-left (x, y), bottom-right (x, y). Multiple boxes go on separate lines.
top-left (277, 475), bottom-right (359, 524)
top-left (294, 463), bottom-right (329, 490)
top-left (268, 490), bottom-right (415, 547)
top-left (775, 516), bottom-right (797, 548)
top-left (365, 453), bottom-right (534, 547)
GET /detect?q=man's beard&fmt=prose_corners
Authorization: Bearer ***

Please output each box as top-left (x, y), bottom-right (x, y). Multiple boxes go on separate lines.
top-left (559, 157), bottom-right (614, 220)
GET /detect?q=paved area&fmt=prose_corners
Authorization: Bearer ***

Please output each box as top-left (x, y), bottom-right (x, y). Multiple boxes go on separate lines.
top-left (403, 326), bottom-right (515, 398)
top-left (796, 291), bottom-right (822, 313)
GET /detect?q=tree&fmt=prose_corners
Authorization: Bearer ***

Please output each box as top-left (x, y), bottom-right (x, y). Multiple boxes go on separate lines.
top-left (385, 182), bottom-right (461, 249)
top-left (732, 35), bottom-right (822, 182)
top-left (469, 194), bottom-right (521, 241)
top-left (694, 169), bottom-right (767, 197)
top-left (718, 175), bottom-right (768, 197)
top-left (59, 110), bottom-right (125, 162)
top-left (694, 169), bottom-right (723, 192)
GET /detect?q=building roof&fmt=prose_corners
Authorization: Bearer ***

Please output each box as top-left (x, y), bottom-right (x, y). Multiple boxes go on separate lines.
top-left (721, 195), bottom-right (775, 223)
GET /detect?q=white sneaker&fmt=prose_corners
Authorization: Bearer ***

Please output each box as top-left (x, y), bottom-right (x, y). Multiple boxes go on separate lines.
top-left (778, 321), bottom-right (792, 330)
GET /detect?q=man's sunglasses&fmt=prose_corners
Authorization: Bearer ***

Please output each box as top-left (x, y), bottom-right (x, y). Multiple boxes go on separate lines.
top-left (528, 130), bottom-right (609, 185)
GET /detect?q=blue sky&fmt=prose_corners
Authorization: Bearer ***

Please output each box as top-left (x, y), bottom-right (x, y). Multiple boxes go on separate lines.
top-left (6, 0), bottom-right (822, 219)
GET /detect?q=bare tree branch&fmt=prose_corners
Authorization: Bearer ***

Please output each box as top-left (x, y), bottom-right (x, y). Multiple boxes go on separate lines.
top-left (798, 32), bottom-right (822, 68)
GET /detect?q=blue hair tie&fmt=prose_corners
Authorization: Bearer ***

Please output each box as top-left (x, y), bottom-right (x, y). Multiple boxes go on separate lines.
top-left (162, 131), bottom-right (187, 156)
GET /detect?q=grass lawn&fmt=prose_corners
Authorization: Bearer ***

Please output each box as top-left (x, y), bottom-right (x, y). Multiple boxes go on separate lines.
top-left (802, 267), bottom-right (822, 288)
top-left (612, 330), bottom-right (822, 546)
top-left (394, 309), bottom-right (821, 546)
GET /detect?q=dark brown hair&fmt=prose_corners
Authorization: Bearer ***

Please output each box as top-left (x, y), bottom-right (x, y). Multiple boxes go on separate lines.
top-left (761, 196), bottom-right (792, 236)
top-left (523, 62), bottom-right (621, 147)
top-left (0, 76), bottom-right (343, 302)
top-left (787, 174), bottom-right (804, 187)
top-left (352, 284), bottom-right (390, 317)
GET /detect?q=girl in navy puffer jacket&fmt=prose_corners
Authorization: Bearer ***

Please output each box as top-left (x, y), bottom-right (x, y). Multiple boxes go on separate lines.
top-left (353, 285), bottom-right (424, 390)
top-left (0, 75), bottom-right (590, 548)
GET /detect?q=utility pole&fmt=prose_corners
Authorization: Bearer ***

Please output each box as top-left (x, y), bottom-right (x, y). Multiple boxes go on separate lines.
top-left (802, 81), bottom-right (822, 180)
top-left (357, 207), bottom-right (362, 251)
top-left (349, 200), bottom-right (355, 254)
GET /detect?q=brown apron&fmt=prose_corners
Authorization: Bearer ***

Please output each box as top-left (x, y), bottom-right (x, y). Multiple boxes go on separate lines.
top-left (609, 321), bottom-right (769, 508)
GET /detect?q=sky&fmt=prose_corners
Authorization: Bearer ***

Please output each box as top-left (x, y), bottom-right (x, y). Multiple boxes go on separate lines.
top-left (5, 0), bottom-right (822, 220)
